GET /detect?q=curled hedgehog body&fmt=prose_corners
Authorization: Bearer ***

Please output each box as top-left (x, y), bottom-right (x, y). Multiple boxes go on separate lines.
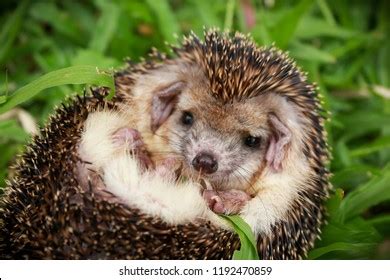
top-left (0, 30), bottom-right (330, 259)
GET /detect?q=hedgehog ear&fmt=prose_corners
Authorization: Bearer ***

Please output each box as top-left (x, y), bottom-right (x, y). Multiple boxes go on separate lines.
top-left (151, 81), bottom-right (185, 132)
top-left (265, 113), bottom-right (292, 172)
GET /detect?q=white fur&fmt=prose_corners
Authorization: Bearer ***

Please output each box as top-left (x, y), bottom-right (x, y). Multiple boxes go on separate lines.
top-left (240, 159), bottom-right (310, 235)
top-left (240, 94), bottom-right (312, 235)
top-left (79, 111), bottom-right (225, 227)
top-left (79, 110), bottom-right (131, 168)
top-left (103, 154), bottom-right (223, 225)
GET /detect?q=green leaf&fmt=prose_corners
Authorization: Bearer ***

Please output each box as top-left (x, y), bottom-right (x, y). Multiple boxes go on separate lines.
top-left (326, 188), bottom-right (344, 218)
top-left (270, 0), bottom-right (315, 48)
top-left (0, 66), bottom-right (114, 115)
top-left (350, 136), bottom-right (390, 157)
top-left (190, 0), bottom-right (221, 28)
top-left (320, 217), bottom-right (382, 245)
top-left (89, 2), bottom-right (120, 53)
top-left (316, 0), bottom-right (336, 26)
top-left (29, 2), bottom-right (84, 45)
top-left (0, 0), bottom-right (29, 64)
top-left (220, 215), bottom-right (259, 260)
top-left (308, 242), bottom-right (377, 259)
top-left (311, 217), bottom-right (382, 259)
top-left (334, 140), bottom-right (352, 167)
top-left (323, 52), bottom-right (370, 87)
top-left (145, 0), bottom-right (180, 43)
top-left (252, 15), bottom-right (273, 46)
top-left (331, 165), bottom-right (381, 190)
top-left (0, 119), bottom-right (29, 142)
top-left (0, 143), bottom-right (23, 189)
top-left (377, 42), bottom-right (390, 87)
top-left (295, 17), bottom-right (355, 39)
top-left (330, 35), bottom-right (371, 59)
top-left (290, 41), bottom-right (336, 64)
top-left (224, 0), bottom-right (235, 31)
top-left (338, 165), bottom-right (390, 222)
top-left (71, 49), bottom-right (120, 68)
top-left (368, 215), bottom-right (390, 237)
top-left (0, 95), bottom-right (6, 104)
top-left (338, 113), bottom-right (390, 142)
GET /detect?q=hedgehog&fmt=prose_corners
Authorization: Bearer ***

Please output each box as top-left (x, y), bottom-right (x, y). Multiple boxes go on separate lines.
top-left (0, 30), bottom-right (330, 260)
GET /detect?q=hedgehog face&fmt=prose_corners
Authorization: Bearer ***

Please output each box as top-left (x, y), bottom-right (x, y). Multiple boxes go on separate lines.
top-left (152, 69), bottom-right (292, 192)
top-left (155, 74), bottom-right (288, 191)
top-left (147, 60), bottom-right (298, 191)
top-left (170, 96), bottom-right (269, 190)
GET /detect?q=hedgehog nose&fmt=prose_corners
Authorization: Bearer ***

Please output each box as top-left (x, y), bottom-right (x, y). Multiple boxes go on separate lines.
top-left (192, 152), bottom-right (218, 174)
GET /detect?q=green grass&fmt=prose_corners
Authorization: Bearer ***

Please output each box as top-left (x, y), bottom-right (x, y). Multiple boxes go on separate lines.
top-left (0, 0), bottom-right (389, 259)
top-left (221, 215), bottom-right (260, 260)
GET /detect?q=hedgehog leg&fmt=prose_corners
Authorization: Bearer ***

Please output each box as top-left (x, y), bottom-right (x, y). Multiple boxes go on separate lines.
top-left (112, 127), bottom-right (153, 170)
top-left (203, 189), bottom-right (251, 214)
top-left (203, 190), bottom-right (225, 213)
top-left (154, 157), bottom-right (177, 180)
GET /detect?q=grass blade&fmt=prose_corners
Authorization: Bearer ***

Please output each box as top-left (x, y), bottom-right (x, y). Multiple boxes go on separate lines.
top-left (220, 215), bottom-right (259, 260)
top-left (271, 0), bottom-right (315, 48)
top-left (368, 215), bottom-right (390, 236)
top-left (145, 0), bottom-right (180, 42)
top-left (224, 0), bottom-right (235, 31)
top-left (29, 2), bottom-right (84, 45)
top-left (191, 0), bottom-right (221, 28)
top-left (307, 242), bottom-right (377, 259)
top-left (350, 136), bottom-right (390, 157)
top-left (0, 0), bottom-right (29, 64)
top-left (89, 2), bottom-right (120, 53)
top-left (290, 41), bottom-right (336, 64)
top-left (0, 120), bottom-right (29, 142)
top-left (295, 17), bottom-right (355, 39)
top-left (316, 0), bottom-right (336, 26)
top-left (338, 165), bottom-right (390, 222)
top-left (0, 66), bottom-right (114, 115)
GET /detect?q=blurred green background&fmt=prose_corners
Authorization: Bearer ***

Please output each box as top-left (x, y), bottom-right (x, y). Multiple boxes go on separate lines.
top-left (0, 0), bottom-right (389, 259)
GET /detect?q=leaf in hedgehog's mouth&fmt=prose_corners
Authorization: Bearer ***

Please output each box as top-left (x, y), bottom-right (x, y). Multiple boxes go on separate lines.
top-left (219, 215), bottom-right (260, 260)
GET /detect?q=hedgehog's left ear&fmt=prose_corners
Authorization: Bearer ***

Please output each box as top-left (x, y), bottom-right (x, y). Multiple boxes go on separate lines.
top-left (151, 81), bottom-right (185, 132)
top-left (253, 94), bottom-right (297, 172)
top-left (265, 113), bottom-right (292, 172)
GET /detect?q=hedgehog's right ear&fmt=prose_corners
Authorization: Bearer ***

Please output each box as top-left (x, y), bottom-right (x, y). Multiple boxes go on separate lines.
top-left (151, 81), bottom-right (185, 132)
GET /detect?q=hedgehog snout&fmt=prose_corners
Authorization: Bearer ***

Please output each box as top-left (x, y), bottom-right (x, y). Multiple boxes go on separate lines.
top-left (192, 152), bottom-right (218, 174)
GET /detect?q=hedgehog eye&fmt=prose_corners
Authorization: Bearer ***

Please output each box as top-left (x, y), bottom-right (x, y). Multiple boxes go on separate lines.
top-left (181, 111), bottom-right (194, 126)
top-left (244, 135), bottom-right (261, 149)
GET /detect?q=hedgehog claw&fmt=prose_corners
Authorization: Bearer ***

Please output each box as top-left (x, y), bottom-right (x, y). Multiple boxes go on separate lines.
top-left (112, 127), bottom-right (153, 170)
top-left (203, 189), bottom-right (250, 215)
